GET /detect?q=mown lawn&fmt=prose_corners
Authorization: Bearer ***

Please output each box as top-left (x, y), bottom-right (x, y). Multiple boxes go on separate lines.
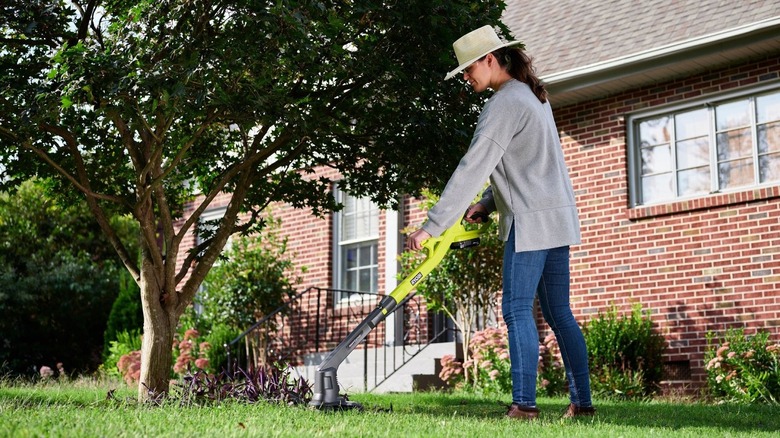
top-left (1, 379), bottom-right (779, 437)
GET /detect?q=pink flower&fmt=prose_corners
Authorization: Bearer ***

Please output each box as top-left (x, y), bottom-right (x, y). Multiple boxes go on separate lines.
top-left (489, 370), bottom-right (500, 380)
top-left (183, 329), bottom-right (199, 341)
top-left (178, 340), bottom-right (193, 352)
top-left (39, 366), bottom-right (54, 379)
top-left (194, 358), bottom-right (209, 370)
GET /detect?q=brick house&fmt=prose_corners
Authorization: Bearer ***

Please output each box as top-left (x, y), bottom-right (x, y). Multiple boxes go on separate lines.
top-left (180, 1), bottom-right (780, 392)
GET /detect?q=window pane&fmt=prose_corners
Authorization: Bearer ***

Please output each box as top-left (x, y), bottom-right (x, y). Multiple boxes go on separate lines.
top-left (677, 137), bottom-right (709, 169)
top-left (760, 153), bottom-right (780, 183)
top-left (639, 117), bottom-right (671, 146)
top-left (359, 245), bottom-right (372, 266)
top-left (359, 269), bottom-right (372, 292)
top-left (716, 100), bottom-right (750, 131)
top-left (758, 121), bottom-right (780, 154)
top-left (345, 270), bottom-right (357, 291)
top-left (642, 173), bottom-right (673, 204)
top-left (641, 144), bottom-right (672, 174)
top-left (719, 158), bottom-right (754, 190)
top-left (342, 214), bottom-right (356, 241)
top-left (757, 92), bottom-right (780, 124)
top-left (339, 193), bottom-right (379, 242)
top-left (678, 167), bottom-right (710, 196)
top-left (717, 128), bottom-right (752, 161)
top-left (675, 109), bottom-right (708, 139)
top-left (345, 247), bottom-right (357, 269)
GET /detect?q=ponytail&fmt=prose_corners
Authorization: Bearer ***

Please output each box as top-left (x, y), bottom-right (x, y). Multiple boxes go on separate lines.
top-left (492, 47), bottom-right (548, 103)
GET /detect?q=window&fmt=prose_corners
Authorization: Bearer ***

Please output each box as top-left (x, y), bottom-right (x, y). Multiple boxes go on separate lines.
top-left (333, 188), bottom-right (380, 301)
top-left (194, 207), bottom-right (227, 314)
top-left (628, 87), bottom-right (780, 207)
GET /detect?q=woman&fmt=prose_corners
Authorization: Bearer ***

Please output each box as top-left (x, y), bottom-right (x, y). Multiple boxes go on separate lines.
top-left (406, 25), bottom-right (594, 420)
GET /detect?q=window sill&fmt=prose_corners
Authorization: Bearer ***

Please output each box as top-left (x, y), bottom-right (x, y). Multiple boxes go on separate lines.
top-left (628, 185), bottom-right (780, 220)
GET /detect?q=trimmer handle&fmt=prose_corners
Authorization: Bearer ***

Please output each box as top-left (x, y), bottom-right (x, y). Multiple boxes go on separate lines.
top-left (468, 211), bottom-right (489, 223)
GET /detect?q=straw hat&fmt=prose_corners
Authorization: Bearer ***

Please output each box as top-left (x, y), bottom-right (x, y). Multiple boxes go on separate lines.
top-left (444, 25), bottom-right (524, 80)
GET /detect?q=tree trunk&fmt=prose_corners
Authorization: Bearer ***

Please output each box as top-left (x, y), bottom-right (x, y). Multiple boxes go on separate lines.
top-left (137, 255), bottom-right (176, 402)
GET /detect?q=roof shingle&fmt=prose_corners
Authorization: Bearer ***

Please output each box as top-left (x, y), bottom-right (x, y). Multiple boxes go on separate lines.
top-left (502, 0), bottom-right (780, 76)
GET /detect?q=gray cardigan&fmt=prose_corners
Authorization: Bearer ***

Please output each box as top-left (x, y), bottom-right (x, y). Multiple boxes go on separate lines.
top-left (422, 79), bottom-right (580, 252)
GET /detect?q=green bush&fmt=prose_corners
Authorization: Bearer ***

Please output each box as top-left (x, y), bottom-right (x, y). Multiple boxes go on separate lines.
top-left (537, 333), bottom-right (568, 397)
top-left (584, 304), bottom-right (665, 399)
top-left (437, 327), bottom-right (567, 397)
top-left (705, 328), bottom-right (780, 404)
top-left (204, 324), bottom-right (240, 374)
top-left (102, 329), bottom-right (142, 377)
top-left (102, 270), bottom-right (143, 361)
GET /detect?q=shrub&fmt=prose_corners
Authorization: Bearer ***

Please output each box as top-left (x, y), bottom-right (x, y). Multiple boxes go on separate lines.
top-left (465, 327), bottom-right (512, 395)
top-left (102, 270), bottom-right (143, 361)
top-left (103, 329), bottom-right (142, 378)
top-left (117, 351), bottom-right (142, 385)
top-left (538, 333), bottom-right (568, 397)
top-left (437, 327), bottom-right (566, 396)
top-left (172, 329), bottom-right (211, 377)
top-left (583, 304), bottom-right (665, 399)
top-left (203, 324), bottom-right (240, 373)
top-left (438, 354), bottom-right (465, 389)
top-left (175, 364), bottom-right (312, 406)
top-left (705, 328), bottom-right (780, 404)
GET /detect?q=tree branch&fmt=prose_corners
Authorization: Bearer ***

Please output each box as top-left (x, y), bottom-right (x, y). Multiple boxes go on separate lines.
top-left (172, 131), bottom-right (302, 285)
top-left (34, 124), bottom-right (140, 280)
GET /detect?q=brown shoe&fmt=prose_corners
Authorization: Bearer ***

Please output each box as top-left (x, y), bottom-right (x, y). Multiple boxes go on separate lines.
top-left (563, 403), bottom-right (596, 418)
top-left (506, 403), bottom-right (539, 420)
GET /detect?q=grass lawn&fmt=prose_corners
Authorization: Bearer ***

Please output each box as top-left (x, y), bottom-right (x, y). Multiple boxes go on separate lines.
top-left (1, 378), bottom-right (779, 437)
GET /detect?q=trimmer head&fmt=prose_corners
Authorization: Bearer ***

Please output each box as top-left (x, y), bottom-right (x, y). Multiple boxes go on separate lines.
top-left (309, 367), bottom-right (365, 411)
top-left (311, 396), bottom-right (364, 412)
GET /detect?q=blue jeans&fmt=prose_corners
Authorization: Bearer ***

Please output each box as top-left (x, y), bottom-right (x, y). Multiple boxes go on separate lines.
top-left (502, 226), bottom-right (592, 408)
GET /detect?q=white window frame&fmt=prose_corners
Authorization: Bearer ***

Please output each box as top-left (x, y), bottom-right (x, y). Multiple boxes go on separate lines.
top-left (627, 83), bottom-right (780, 207)
top-left (194, 207), bottom-right (227, 314)
top-left (332, 186), bottom-right (380, 303)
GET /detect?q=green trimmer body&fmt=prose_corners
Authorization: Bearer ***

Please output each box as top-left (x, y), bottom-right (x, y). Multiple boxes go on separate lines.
top-left (309, 218), bottom-right (488, 410)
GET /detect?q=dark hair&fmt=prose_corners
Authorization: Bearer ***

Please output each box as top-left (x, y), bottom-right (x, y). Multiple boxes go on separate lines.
top-left (492, 47), bottom-right (548, 103)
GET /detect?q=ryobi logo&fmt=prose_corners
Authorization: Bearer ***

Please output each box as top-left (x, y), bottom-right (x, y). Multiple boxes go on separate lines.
top-left (410, 272), bottom-right (423, 286)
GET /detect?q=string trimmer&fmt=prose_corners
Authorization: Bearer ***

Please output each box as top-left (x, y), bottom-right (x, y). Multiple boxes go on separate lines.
top-left (309, 214), bottom-right (489, 410)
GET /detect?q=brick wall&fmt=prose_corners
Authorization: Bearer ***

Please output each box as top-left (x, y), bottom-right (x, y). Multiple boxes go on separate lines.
top-left (556, 55), bottom-right (780, 388)
top-left (176, 55), bottom-right (780, 389)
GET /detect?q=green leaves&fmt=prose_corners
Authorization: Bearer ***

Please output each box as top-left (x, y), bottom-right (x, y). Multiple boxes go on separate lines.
top-left (583, 304), bottom-right (666, 399)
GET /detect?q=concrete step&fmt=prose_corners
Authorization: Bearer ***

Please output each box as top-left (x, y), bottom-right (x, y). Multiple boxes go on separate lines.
top-left (295, 341), bottom-right (457, 393)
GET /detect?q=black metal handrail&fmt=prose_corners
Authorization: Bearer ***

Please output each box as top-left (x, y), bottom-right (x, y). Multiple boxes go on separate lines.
top-left (224, 286), bottom-right (453, 392)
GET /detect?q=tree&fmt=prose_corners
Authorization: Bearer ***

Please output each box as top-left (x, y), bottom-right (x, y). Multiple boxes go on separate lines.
top-left (0, 0), bottom-right (510, 401)
top-left (400, 189), bottom-right (504, 385)
top-left (0, 178), bottom-right (137, 375)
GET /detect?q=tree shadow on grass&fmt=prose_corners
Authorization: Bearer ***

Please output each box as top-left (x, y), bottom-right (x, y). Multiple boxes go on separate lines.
top-left (354, 393), bottom-right (780, 434)
top-left (589, 401), bottom-right (780, 434)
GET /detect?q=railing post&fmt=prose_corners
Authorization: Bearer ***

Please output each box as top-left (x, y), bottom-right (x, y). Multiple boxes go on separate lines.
top-left (225, 342), bottom-right (231, 375)
top-left (315, 287), bottom-right (322, 352)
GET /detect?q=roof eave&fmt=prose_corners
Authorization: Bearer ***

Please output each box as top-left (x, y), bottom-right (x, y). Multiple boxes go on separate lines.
top-left (543, 17), bottom-right (780, 108)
